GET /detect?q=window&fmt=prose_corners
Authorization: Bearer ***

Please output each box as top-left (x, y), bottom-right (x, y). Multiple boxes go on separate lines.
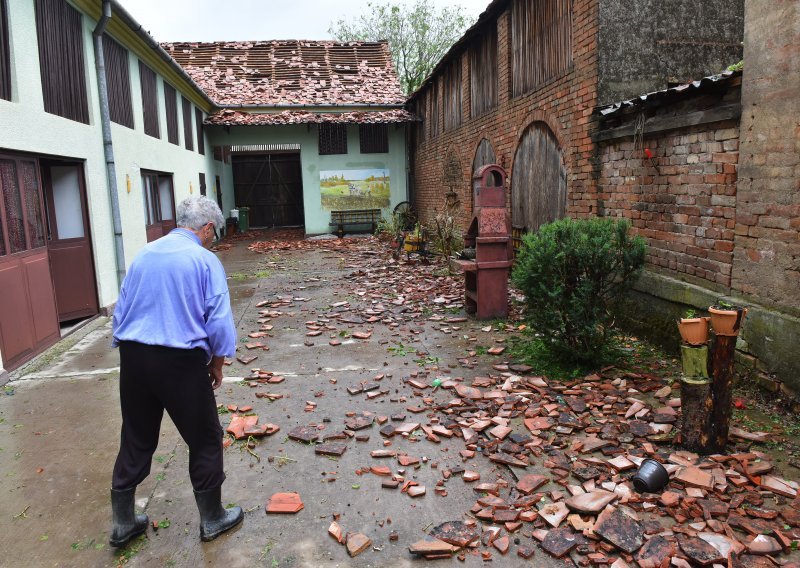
top-left (182, 97), bottom-right (193, 151)
top-left (430, 80), bottom-right (440, 138)
top-left (141, 170), bottom-right (175, 241)
top-left (443, 60), bottom-right (462, 131)
top-left (163, 83), bottom-right (178, 144)
top-left (199, 172), bottom-right (206, 196)
top-left (195, 108), bottom-right (205, 155)
top-left (359, 124), bottom-right (388, 154)
top-left (469, 24), bottom-right (498, 117)
top-left (512, 0), bottom-right (573, 96)
top-left (34, 0), bottom-right (89, 123)
top-left (318, 124), bottom-right (347, 155)
top-left (0, 156), bottom-right (46, 256)
top-left (103, 35), bottom-right (133, 128)
top-left (0, 0), bottom-right (11, 101)
top-left (139, 62), bottom-right (159, 138)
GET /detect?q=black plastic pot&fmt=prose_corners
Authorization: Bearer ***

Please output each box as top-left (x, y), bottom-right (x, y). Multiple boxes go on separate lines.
top-left (632, 459), bottom-right (669, 493)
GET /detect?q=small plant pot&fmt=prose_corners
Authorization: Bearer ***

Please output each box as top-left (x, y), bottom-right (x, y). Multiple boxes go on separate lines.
top-left (404, 236), bottom-right (423, 252)
top-left (632, 459), bottom-right (669, 493)
top-left (677, 317), bottom-right (710, 345)
top-left (708, 306), bottom-right (748, 336)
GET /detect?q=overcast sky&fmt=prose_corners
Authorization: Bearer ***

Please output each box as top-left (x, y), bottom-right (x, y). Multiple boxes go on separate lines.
top-left (118, 0), bottom-right (492, 43)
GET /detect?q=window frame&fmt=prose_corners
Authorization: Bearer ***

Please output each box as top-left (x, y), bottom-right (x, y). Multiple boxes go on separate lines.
top-left (318, 123), bottom-right (348, 155)
top-left (139, 61), bottom-right (160, 138)
top-left (182, 97), bottom-right (193, 151)
top-left (103, 34), bottom-right (134, 128)
top-left (141, 170), bottom-right (175, 227)
top-left (0, 0), bottom-right (11, 102)
top-left (359, 124), bottom-right (389, 154)
top-left (34, 0), bottom-right (90, 123)
top-left (163, 82), bottom-right (179, 145)
top-left (195, 108), bottom-right (205, 155)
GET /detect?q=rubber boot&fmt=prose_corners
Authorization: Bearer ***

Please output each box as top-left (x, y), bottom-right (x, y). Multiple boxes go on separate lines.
top-left (194, 487), bottom-right (243, 542)
top-left (109, 488), bottom-right (148, 548)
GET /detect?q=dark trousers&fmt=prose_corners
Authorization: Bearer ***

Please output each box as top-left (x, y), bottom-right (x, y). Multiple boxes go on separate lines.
top-left (112, 341), bottom-right (225, 492)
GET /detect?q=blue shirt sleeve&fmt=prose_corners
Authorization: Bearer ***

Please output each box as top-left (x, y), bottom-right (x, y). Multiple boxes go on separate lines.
top-left (111, 281), bottom-right (128, 348)
top-left (204, 258), bottom-right (236, 358)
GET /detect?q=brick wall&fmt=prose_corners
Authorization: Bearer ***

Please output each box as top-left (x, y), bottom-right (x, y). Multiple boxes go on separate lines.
top-left (409, 0), bottom-right (599, 231)
top-left (597, 122), bottom-right (740, 290)
top-left (732, 0), bottom-right (800, 313)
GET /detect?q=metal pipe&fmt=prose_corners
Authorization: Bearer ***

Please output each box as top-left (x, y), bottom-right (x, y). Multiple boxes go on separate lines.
top-left (93, 0), bottom-right (126, 288)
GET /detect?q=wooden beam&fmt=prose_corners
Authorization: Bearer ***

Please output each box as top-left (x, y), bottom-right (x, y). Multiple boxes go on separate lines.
top-left (594, 104), bottom-right (741, 143)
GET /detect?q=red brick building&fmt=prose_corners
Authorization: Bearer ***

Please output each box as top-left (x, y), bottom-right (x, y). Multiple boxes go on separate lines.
top-left (404, 0), bottom-right (800, 396)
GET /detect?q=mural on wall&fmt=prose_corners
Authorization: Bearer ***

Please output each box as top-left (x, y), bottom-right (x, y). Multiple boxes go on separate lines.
top-left (320, 169), bottom-right (390, 210)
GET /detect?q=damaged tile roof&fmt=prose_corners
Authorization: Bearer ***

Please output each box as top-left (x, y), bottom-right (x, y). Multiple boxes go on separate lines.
top-left (206, 108), bottom-right (416, 126)
top-left (163, 40), bottom-right (406, 106)
top-left (598, 69), bottom-right (742, 117)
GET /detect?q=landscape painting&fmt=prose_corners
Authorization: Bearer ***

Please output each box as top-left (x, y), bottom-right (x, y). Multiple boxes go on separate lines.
top-left (320, 169), bottom-right (390, 210)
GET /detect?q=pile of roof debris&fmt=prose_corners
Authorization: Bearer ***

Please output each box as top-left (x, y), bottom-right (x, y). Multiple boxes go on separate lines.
top-left (233, 232), bottom-right (799, 566)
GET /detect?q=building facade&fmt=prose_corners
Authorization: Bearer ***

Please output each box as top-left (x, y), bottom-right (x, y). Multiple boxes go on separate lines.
top-left (0, 0), bottom-right (409, 376)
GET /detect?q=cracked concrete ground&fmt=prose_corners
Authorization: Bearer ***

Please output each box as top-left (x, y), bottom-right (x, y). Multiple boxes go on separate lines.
top-left (0, 233), bottom-right (562, 567)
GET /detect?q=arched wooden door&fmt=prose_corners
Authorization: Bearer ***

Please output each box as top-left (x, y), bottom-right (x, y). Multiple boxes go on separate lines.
top-left (472, 139), bottom-right (496, 212)
top-left (511, 123), bottom-right (566, 232)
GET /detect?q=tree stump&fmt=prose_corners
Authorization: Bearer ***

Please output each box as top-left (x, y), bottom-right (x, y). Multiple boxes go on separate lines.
top-left (680, 376), bottom-right (713, 453)
top-left (709, 334), bottom-right (737, 453)
top-left (680, 345), bottom-right (709, 378)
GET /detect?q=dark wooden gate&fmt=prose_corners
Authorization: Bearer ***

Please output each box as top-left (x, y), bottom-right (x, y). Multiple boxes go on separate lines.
top-left (472, 138), bottom-right (496, 174)
top-left (41, 161), bottom-right (99, 322)
top-left (232, 153), bottom-right (304, 228)
top-left (0, 154), bottom-right (60, 370)
top-left (511, 122), bottom-right (566, 232)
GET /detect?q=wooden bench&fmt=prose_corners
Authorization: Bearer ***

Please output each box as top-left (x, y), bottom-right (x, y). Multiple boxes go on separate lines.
top-left (329, 209), bottom-right (382, 237)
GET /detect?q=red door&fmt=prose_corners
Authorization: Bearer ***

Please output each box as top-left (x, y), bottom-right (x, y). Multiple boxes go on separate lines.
top-left (41, 161), bottom-right (99, 322)
top-left (0, 155), bottom-right (60, 370)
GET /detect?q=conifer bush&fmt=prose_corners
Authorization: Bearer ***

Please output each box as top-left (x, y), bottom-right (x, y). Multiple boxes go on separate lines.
top-left (511, 217), bottom-right (646, 364)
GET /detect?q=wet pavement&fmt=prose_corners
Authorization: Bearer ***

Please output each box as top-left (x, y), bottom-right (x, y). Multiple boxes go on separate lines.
top-left (1, 231), bottom-right (798, 567)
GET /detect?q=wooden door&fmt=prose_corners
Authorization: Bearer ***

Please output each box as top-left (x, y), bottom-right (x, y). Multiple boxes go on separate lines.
top-left (511, 122), bottom-right (567, 232)
top-left (232, 153), bottom-right (304, 227)
top-left (0, 155), bottom-right (60, 370)
top-left (41, 161), bottom-right (99, 322)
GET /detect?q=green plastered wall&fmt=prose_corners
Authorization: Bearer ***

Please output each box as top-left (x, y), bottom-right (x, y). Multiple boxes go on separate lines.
top-left (207, 123), bottom-right (408, 235)
top-left (0, 0), bottom-right (222, 310)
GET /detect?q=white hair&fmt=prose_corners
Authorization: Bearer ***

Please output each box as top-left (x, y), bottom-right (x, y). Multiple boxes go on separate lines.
top-left (176, 195), bottom-right (225, 231)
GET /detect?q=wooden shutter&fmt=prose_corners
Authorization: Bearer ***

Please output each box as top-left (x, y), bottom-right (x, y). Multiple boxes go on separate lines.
top-left (0, 0), bottom-right (10, 101)
top-left (139, 62), bottom-right (159, 138)
top-left (164, 83), bottom-right (178, 144)
top-left (182, 97), bottom-right (193, 151)
top-left (103, 35), bottom-right (133, 128)
top-left (470, 25), bottom-right (498, 117)
top-left (195, 108), bottom-right (205, 155)
top-left (34, 0), bottom-right (89, 123)
top-left (359, 124), bottom-right (388, 154)
top-left (443, 60), bottom-right (462, 131)
top-left (512, 0), bottom-right (573, 97)
top-left (199, 172), bottom-right (206, 196)
top-left (318, 124), bottom-right (347, 155)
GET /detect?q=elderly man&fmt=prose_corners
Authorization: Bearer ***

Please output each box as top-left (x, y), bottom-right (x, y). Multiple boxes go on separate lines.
top-left (109, 195), bottom-right (242, 546)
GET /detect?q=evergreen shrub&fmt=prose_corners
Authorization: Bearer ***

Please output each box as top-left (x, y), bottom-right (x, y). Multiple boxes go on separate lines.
top-left (511, 217), bottom-right (646, 364)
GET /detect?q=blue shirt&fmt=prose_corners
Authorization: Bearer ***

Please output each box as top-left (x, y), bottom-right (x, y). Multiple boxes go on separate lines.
top-left (112, 229), bottom-right (236, 359)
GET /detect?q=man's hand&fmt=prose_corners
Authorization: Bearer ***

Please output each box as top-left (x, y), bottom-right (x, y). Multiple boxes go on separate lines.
top-left (209, 356), bottom-right (225, 390)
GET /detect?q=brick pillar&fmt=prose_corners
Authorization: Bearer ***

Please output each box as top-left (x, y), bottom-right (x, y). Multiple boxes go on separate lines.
top-left (497, 9), bottom-right (511, 105)
top-left (732, 0), bottom-right (800, 310)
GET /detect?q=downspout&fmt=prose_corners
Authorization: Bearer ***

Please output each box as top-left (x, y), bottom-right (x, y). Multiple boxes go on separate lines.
top-left (93, 0), bottom-right (126, 289)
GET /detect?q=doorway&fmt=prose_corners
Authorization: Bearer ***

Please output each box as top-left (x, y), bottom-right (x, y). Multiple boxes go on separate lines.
top-left (231, 153), bottom-right (304, 227)
top-left (41, 160), bottom-right (99, 323)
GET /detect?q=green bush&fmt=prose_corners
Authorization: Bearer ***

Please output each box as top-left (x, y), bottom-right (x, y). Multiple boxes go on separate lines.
top-left (511, 217), bottom-right (646, 364)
